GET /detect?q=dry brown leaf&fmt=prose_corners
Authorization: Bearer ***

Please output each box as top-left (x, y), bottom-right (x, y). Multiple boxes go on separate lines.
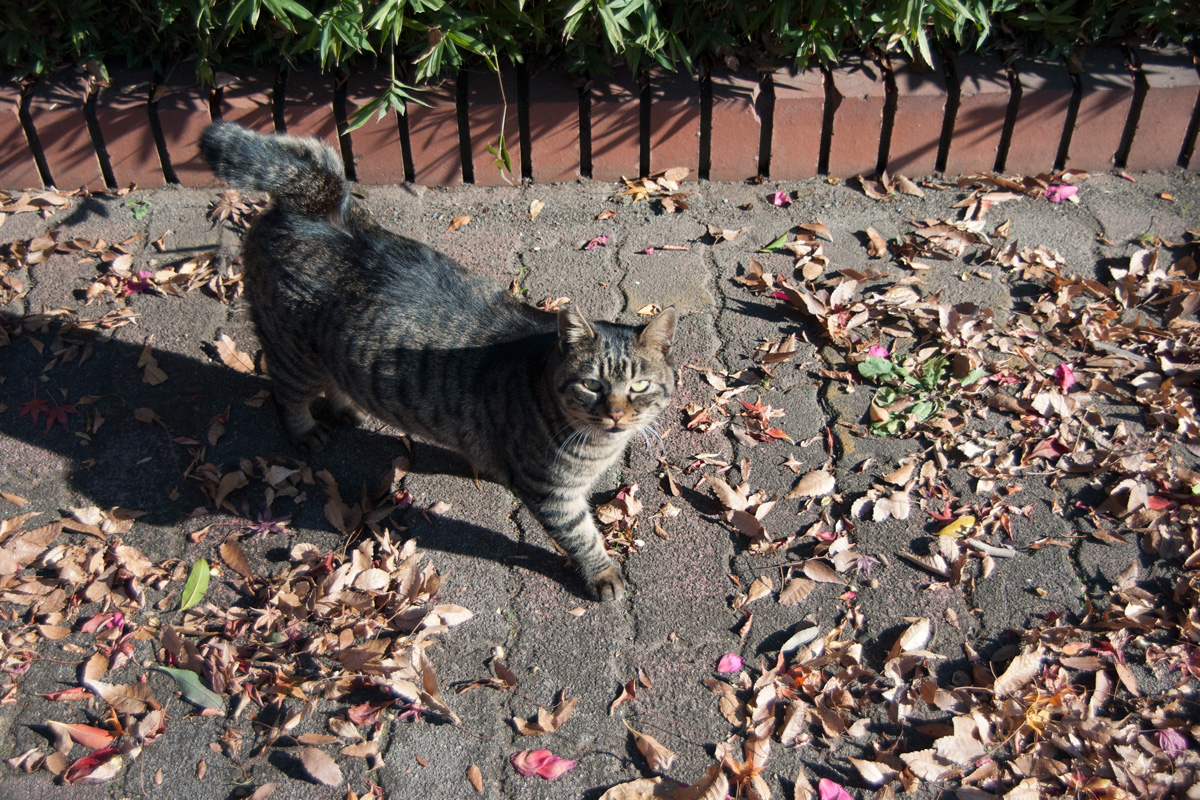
top-left (707, 475), bottom-right (748, 512)
top-left (609, 679), bottom-right (636, 714)
top-left (882, 462), bottom-right (915, 486)
top-left (849, 757), bottom-right (899, 786)
top-left (493, 659), bottom-right (518, 688)
top-left (83, 652), bottom-right (108, 683)
top-left (890, 617), bottom-right (932, 658)
top-left (249, 784), bottom-right (278, 800)
top-left (529, 199), bottom-right (545, 220)
top-left (799, 221), bottom-right (832, 241)
top-left (993, 649), bottom-right (1043, 698)
top-left (596, 209), bottom-right (618, 220)
top-left (674, 764), bottom-right (729, 800)
top-left (598, 778), bottom-right (669, 799)
top-left (83, 681), bottom-right (153, 714)
top-left (327, 718), bottom-right (361, 741)
top-left (899, 748), bottom-right (952, 781)
top-left (893, 175), bottom-right (924, 197)
top-left (786, 470), bottom-right (835, 499)
top-left (1114, 660), bottom-right (1140, 696)
top-left (339, 740), bottom-right (377, 759)
top-left (139, 340), bottom-right (168, 385)
top-left (623, 721), bottom-right (676, 772)
top-left (707, 224), bottom-right (752, 243)
top-left (37, 624), bottom-right (71, 640)
top-left (802, 559), bottom-right (845, 584)
top-left (779, 577), bottom-right (816, 606)
top-left (888, 491), bottom-right (912, 520)
top-left (934, 717), bottom-right (987, 765)
top-left (46, 720), bottom-right (114, 751)
top-left (300, 747), bottom-right (342, 787)
top-left (215, 335), bottom-right (255, 374)
top-left (858, 176), bottom-right (891, 200)
top-left (780, 622), bottom-right (821, 654)
top-left (865, 227), bottom-right (889, 258)
top-left (513, 693), bottom-right (577, 736)
top-left (746, 575), bottom-right (774, 603)
top-left (445, 215), bottom-right (471, 233)
top-left (467, 764), bottom-right (484, 793)
top-left (219, 539), bottom-right (253, 580)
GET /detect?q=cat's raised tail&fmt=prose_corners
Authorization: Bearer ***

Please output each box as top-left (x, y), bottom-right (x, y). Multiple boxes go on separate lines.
top-left (199, 120), bottom-right (347, 222)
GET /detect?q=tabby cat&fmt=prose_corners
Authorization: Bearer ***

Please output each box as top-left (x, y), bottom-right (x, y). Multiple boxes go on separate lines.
top-left (199, 121), bottom-right (677, 600)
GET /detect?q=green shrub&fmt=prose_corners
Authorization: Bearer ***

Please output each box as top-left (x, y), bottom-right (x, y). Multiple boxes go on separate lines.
top-left (2, 1), bottom-right (1196, 107)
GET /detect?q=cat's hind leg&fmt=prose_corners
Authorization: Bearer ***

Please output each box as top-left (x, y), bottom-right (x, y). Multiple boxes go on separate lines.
top-left (261, 338), bottom-right (336, 452)
top-left (321, 385), bottom-right (366, 427)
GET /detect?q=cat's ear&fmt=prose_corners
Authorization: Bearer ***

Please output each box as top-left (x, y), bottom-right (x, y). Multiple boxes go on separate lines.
top-left (637, 307), bottom-right (677, 354)
top-left (558, 305), bottom-right (596, 349)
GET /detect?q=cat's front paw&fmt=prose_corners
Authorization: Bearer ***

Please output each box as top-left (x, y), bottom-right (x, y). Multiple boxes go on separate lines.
top-left (292, 422), bottom-right (331, 453)
top-left (588, 565), bottom-right (626, 602)
top-left (331, 406), bottom-right (366, 426)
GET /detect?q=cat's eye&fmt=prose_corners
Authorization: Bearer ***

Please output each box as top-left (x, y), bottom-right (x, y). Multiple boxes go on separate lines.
top-left (582, 379), bottom-right (604, 392)
top-left (630, 380), bottom-right (650, 392)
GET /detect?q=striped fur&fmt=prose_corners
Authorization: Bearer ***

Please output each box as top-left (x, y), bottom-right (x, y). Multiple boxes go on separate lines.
top-left (200, 121), bottom-right (677, 601)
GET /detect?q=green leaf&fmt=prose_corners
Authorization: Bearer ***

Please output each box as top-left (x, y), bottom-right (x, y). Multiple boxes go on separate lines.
top-left (919, 355), bottom-right (948, 389)
top-left (875, 386), bottom-right (897, 406)
top-left (152, 666), bottom-right (226, 711)
top-left (180, 558), bottom-right (210, 611)
top-left (959, 368), bottom-right (987, 387)
top-left (263, 0), bottom-right (314, 23)
top-left (896, 366), bottom-right (920, 388)
top-left (870, 417), bottom-right (902, 436)
top-left (759, 232), bottom-right (789, 253)
top-left (909, 400), bottom-right (936, 423)
top-left (857, 356), bottom-right (894, 380)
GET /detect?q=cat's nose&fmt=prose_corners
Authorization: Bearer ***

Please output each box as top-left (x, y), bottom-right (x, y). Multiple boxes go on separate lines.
top-left (607, 409), bottom-right (625, 421)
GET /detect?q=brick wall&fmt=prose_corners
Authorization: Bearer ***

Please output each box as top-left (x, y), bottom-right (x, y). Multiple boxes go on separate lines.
top-left (2, 48), bottom-right (1197, 192)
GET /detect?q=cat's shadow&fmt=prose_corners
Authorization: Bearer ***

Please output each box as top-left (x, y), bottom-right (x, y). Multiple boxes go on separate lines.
top-left (0, 315), bottom-right (589, 596)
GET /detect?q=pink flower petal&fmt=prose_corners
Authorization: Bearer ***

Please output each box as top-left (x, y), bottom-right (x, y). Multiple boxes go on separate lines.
top-left (716, 653), bottom-right (743, 673)
top-left (1053, 363), bottom-right (1075, 392)
top-left (1044, 184), bottom-right (1078, 203)
top-left (511, 750), bottom-right (576, 780)
top-left (868, 345), bottom-right (889, 358)
top-left (642, 246), bottom-right (655, 255)
top-left (819, 778), bottom-right (853, 800)
top-left (771, 190), bottom-right (791, 207)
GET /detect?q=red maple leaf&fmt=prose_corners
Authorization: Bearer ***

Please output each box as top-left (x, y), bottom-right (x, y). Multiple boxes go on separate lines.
top-left (927, 502), bottom-right (957, 522)
top-left (17, 396), bottom-right (50, 426)
top-left (44, 400), bottom-right (78, 432)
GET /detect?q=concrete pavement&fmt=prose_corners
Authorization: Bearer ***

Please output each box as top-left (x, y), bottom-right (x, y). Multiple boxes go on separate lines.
top-left (1, 167), bottom-right (1198, 799)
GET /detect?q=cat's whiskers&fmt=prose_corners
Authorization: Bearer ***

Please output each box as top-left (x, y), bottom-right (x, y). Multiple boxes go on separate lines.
top-left (635, 420), bottom-right (666, 458)
top-left (552, 422), bottom-right (593, 470)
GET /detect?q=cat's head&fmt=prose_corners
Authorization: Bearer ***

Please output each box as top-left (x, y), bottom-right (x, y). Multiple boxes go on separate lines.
top-left (553, 306), bottom-right (677, 436)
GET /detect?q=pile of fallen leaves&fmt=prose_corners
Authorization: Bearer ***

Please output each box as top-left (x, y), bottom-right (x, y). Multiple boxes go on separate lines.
top-left (0, 228), bottom-right (242, 309)
top-left (693, 172), bottom-right (1200, 799)
top-left (0, 458), bottom-right (471, 791)
top-left (617, 168), bottom-right (692, 213)
top-left (679, 561), bottom-right (1200, 800)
